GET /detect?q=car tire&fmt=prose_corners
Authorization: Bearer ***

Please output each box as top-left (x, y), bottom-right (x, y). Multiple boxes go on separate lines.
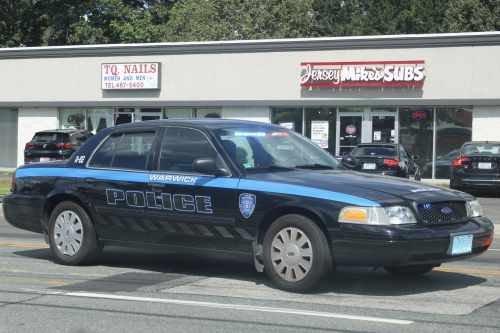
top-left (262, 214), bottom-right (334, 293)
top-left (450, 181), bottom-right (458, 190)
top-left (384, 264), bottom-right (439, 276)
top-left (48, 201), bottom-right (103, 265)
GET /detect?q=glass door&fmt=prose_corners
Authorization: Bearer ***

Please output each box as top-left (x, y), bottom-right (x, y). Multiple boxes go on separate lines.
top-left (337, 113), bottom-right (363, 156)
top-left (371, 113), bottom-right (397, 144)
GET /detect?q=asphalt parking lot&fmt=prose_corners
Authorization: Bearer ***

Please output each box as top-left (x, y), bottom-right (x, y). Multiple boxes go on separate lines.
top-left (0, 182), bottom-right (499, 332)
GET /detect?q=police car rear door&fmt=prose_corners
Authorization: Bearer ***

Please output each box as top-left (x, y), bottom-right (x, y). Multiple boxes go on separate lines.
top-left (79, 126), bottom-right (158, 243)
top-left (145, 126), bottom-right (238, 251)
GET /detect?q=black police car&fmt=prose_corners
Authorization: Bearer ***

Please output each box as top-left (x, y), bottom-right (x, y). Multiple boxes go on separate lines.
top-left (4, 120), bottom-right (494, 292)
top-left (24, 129), bottom-right (93, 164)
top-left (340, 143), bottom-right (421, 180)
top-left (450, 141), bottom-right (500, 190)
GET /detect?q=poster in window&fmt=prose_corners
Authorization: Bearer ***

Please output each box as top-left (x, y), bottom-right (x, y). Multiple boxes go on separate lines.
top-left (311, 121), bottom-right (329, 148)
top-left (279, 121), bottom-right (295, 131)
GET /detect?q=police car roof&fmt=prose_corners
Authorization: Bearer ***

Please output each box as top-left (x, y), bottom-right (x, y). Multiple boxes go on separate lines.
top-left (114, 118), bottom-right (285, 131)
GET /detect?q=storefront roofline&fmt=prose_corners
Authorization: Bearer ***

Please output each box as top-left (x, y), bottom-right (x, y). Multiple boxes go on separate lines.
top-left (2, 32), bottom-right (500, 60)
top-left (0, 100), bottom-right (487, 108)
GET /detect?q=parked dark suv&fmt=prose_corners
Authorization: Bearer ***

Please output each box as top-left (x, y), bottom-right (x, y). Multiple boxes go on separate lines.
top-left (24, 129), bottom-right (93, 164)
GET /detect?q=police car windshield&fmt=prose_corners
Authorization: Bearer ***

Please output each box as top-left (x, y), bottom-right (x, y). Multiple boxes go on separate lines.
top-left (213, 128), bottom-right (343, 173)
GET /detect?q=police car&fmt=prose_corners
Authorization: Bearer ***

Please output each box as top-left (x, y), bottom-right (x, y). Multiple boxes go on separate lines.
top-left (3, 119), bottom-right (494, 292)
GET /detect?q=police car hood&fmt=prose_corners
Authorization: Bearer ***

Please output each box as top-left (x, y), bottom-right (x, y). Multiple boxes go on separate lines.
top-left (247, 170), bottom-right (472, 203)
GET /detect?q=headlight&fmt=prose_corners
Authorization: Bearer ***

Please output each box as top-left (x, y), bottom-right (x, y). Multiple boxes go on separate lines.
top-left (466, 200), bottom-right (482, 217)
top-left (339, 206), bottom-right (417, 225)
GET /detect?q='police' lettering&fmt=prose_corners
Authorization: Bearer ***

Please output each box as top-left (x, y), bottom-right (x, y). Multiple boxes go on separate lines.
top-left (107, 189), bottom-right (211, 213)
top-left (107, 189), bottom-right (125, 205)
top-left (173, 194), bottom-right (196, 212)
top-left (196, 196), bottom-right (213, 213)
top-left (146, 192), bottom-right (162, 209)
top-left (126, 191), bottom-right (145, 207)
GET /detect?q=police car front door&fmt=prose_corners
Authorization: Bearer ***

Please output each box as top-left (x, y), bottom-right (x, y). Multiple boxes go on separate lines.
top-left (145, 127), bottom-right (238, 251)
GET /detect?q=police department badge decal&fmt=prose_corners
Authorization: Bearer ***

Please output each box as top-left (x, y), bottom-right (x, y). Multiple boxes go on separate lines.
top-left (239, 193), bottom-right (256, 218)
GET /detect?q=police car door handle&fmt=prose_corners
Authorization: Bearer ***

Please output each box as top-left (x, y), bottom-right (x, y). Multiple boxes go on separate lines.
top-left (149, 182), bottom-right (165, 188)
top-left (85, 177), bottom-right (97, 184)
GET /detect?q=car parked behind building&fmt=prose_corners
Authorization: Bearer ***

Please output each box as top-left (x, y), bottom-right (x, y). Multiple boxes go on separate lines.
top-left (24, 129), bottom-right (93, 164)
top-left (450, 141), bottom-right (500, 190)
top-left (340, 143), bottom-right (421, 180)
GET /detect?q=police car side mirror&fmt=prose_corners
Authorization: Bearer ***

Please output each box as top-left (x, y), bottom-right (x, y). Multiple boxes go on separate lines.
top-left (341, 155), bottom-right (357, 169)
top-left (192, 158), bottom-right (229, 176)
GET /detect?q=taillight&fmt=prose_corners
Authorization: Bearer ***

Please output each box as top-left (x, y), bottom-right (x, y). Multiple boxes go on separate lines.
top-left (56, 143), bottom-right (72, 149)
top-left (453, 157), bottom-right (470, 167)
top-left (383, 159), bottom-right (399, 167)
top-left (11, 170), bottom-right (16, 190)
top-left (481, 236), bottom-right (493, 247)
top-left (25, 142), bottom-right (35, 149)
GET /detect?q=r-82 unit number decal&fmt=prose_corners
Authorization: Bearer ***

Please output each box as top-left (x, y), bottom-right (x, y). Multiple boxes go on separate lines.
top-left (74, 156), bottom-right (86, 163)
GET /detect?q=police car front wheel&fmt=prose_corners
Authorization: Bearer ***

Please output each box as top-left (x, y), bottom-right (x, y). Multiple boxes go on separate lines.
top-left (48, 201), bottom-right (103, 265)
top-left (263, 214), bottom-right (333, 292)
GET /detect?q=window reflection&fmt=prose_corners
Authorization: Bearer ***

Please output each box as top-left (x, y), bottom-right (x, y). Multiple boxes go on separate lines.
top-left (272, 108), bottom-right (303, 134)
top-left (399, 108), bottom-right (434, 178)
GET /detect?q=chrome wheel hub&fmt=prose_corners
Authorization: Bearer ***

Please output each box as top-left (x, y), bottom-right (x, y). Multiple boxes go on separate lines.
top-left (54, 210), bottom-right (83, 256)
top-left (271, 227), bottom-right (313, 282)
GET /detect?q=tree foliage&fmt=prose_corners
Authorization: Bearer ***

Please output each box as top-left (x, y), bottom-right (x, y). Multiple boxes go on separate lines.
top-left (1, 0), bottom-right (500, 47)
top-left (442, 0), bottom-right (500, 32)
top-left (165, 0), bottom-right (318, 42)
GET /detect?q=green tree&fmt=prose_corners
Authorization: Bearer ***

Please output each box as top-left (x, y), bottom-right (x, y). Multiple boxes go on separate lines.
top-left (312, 0), bottom-right (368, 36)
top-left (0, 0), bottom-right (28, 47)
top-left (442, 0), bottom-right (500, 32)
top-left (166, 0), bottom-right (318, 42)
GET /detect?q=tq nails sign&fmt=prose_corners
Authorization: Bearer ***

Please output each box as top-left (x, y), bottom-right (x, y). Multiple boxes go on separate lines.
top-left (300, 61), bottom-right (425, 87)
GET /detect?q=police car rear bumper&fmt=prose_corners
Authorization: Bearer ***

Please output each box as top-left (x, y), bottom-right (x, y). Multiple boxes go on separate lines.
top-left (3, 194), bottom-right (45, 234)
top-left (331, 217), bottom-right (494, 267)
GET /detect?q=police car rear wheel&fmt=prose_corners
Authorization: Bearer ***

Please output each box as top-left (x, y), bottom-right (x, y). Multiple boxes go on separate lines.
top-left (263, 214), bottom-right (333, 292)
top-left (49, 201), bottom-right (103, 265)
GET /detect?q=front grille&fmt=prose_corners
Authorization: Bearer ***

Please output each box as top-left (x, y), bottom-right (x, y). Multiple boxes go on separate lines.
top-left (417, 202), bottom-right (467, 224)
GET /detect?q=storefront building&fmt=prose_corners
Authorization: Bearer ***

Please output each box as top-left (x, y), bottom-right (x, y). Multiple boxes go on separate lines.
top-left (1, 31), bottom-right (499, 179)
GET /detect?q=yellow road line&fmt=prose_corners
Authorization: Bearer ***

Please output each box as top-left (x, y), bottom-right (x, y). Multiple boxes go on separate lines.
top-left (0, 278), bottom-right (70, 285)
top-left (0, 269), bottom-right (107, 277)
top-left (0, 242), bottom-right (49, 249)
top-left (434, 268), bottom-right (500, 276)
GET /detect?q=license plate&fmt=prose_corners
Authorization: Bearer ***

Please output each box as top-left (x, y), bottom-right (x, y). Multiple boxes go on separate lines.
top-left (478, 162), bottom-right (491, 169)
top-left (363, 163), bottom-right (376, 170)
top-left (451, 234), bottom-right (473, 255)
top-left (40, 157), bottom-right (50, 162)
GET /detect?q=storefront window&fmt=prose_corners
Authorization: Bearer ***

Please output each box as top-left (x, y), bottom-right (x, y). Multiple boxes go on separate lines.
top-left (305, 108), bottom-right (336, 154)
top-left (88, 109), bottom-right (114, 134)
top-left (272, 108), bottom-right (303, 134)
top-left (434, 107), bottom-right (472, 178)
top-left (60, 109), bottom-right (86, 130)
top-left (0, 109), bottom-right (18, 167)
top-left (399, 108), bottom-right (434, 178)
top-left (195, 108), bottom-right (221, 118)
top-left (164, 108), bottom-right (192, 119)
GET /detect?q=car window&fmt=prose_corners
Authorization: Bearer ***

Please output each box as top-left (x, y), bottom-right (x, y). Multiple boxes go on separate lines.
top-left (90, 132), bottom-right (155, 170)
top-left (213, 128), bottom-right (342, 172)
top-left (351, 146), bottom-right (396, 157)
top-left (33, 132), bottom-right (69, 143)
top-left (462, 144), bottom-right (500, 155)
top-left (159, 128), bottom-right (219, 173)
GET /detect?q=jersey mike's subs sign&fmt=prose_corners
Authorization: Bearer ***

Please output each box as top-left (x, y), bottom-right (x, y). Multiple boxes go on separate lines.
top-left (300, 61), bottom-right (425, 87)
top-left (101, 62), bottom-right (160, 90)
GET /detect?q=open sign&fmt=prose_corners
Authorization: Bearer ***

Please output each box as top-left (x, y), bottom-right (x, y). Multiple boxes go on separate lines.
top-left (67, 114), bottom-right (85, 124)
top-left (412, 111), bottom-right (427, 120)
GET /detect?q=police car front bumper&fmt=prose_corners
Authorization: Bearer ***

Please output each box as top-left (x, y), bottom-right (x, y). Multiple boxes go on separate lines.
top-left (330, 217), bottom-right (494, 267)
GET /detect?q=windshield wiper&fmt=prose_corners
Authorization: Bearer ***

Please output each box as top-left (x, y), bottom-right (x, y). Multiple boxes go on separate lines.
top-left (247, 165), bottom-right (296, 171)
top-left (294, 163), bottom-right (335, 169)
